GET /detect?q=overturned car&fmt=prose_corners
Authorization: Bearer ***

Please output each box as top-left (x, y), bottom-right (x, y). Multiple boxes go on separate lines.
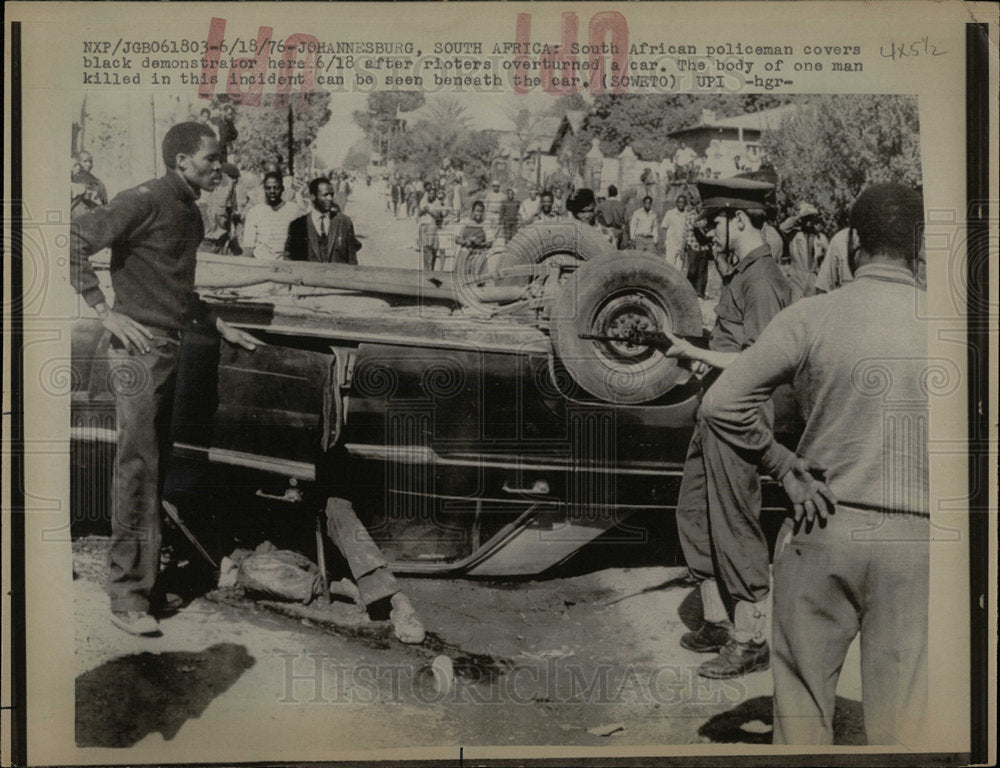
top-left (71, 221), bottom-right (798, 576)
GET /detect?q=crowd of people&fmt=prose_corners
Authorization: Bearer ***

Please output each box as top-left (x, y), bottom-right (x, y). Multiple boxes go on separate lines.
top-left (72, 117), bottom-right (363, 267)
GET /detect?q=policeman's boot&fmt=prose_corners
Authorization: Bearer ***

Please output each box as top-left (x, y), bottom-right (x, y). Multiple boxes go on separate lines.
top-left (697, 599), bottom-right (770, 679)
top-left (680, 620), bottom-right (733, 653)
top-left (681, 578), bottom-right (732, 653)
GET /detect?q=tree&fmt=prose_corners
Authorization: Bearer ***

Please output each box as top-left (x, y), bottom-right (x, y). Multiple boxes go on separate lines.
top-left (508, 107), bottom-right (549, 179)
top-left (229, 92), bottom-right (333, 175)
top-left (342, 138), bottom-right (372, 172)
top-left (762, 95), bottom-right (922, 231)
top-left (452, 131), bottom-right (503, 190)
top-left (577, 94), bottom-right (797, 164)
top-left (549, 92), bottom-right (588, 115)
top-left (352, 91), bottom-right (425, 138)
top-left (423, 96), bottom-right (473, 131)
top-left (385, 96), bottom-right (487, 181)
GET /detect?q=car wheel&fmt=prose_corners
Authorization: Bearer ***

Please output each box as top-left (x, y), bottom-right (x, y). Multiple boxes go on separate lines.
top-left (493, 221), bottom-right (618, 288)
top-left (548, 253), bottom-right (704, 404)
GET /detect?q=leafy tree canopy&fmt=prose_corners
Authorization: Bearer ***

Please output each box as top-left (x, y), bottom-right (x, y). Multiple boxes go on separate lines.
top-left (227, 92), bottom-right (333, 175)
top-left (353, 91), bottom-right (425, 137)
top-left (762, 94), bottom-right (921, 231)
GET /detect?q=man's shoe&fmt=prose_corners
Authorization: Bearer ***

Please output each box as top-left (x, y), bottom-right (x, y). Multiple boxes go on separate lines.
top-left (680, 620), bottom-right (733, 653)
top-left (697, 638), bottom-right (770, 679)
top-left (110, 611), bottom-right (161, 637)
top-left (389, 592), bottom-right (426, 644)
top-left (150, 592), bottom-right (185, 616)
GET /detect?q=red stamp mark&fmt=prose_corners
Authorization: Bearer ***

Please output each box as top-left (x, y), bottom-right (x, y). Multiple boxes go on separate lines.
top-left (514, 12), bottom-right (629, 95)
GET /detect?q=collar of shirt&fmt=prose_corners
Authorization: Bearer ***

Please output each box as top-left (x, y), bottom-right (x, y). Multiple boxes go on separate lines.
top-left (853, 262), bottom-right (916, 286)
top-left (163, 170), bottom-right (199, 204)
top-left (734, 243), bottom-right (772, 274)
top-left (311, 209), bottom-right (332, 231)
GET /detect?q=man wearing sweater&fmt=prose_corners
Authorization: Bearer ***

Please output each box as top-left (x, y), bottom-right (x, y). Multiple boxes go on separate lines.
top-left (697, 183), bottom-right (928, 744)
top-left (71, 121), bottom-right (261, 637)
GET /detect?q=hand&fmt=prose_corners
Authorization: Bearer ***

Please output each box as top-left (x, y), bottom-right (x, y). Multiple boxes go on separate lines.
top-left (780, 457), bottom-right (837, 524)
top-left (216, 318), bottom-right (264, 351)
top-left (661, 329), bottom-right (699, 360)
top-left (690, 360), bottom-right (711, 377)
top-left (100, 308), bottom-right (153, 354)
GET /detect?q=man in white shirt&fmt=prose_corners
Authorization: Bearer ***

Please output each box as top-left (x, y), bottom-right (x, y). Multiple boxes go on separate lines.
top-left (660, 194), bottom-right (691, 271)
top-left (629, 195), bottom-right (659, 253)
top-left (483, 180), bottom-right (505, 220)
top-left (242, 172), bottom-right (300, 260)
top-left (518, 186), bottom-right (540, 225)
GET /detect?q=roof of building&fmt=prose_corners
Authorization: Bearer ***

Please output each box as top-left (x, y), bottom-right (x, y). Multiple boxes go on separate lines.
top-left (668, 104), bottom-right (797, 137)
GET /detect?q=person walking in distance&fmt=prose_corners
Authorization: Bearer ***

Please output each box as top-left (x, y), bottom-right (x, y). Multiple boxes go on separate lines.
top-left (660, 193), bottom-right (691, 272)
top-left (70, 121), bottom-right (262, 637)
top-left (698, 183), bottom-right (929, 745)
top-left (661, 178), bottom-right (792, 679)
top-left (630, 195), bottom-right (659, 254)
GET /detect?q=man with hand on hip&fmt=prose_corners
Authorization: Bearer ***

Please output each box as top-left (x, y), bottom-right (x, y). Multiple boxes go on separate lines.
top-left (71, 121), bottom-right (262, 637)
top-left (698, 183), bottom-right (929, 745)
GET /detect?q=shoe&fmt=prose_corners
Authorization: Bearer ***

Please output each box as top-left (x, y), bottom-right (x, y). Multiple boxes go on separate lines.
top-left (110, 610), bottom-right (161, 637)
top-left (150, 592), bottom-right (185, 616)
top-left (389, 593), bottom-right (426, 644)
top-left (697, 638), bottom-right (770, 679)
top-left (680, 620), bottom-right (733, 653)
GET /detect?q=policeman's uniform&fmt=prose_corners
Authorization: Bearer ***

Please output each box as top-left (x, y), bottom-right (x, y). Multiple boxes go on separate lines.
top-left (674, 178), bottom-right (792, 678)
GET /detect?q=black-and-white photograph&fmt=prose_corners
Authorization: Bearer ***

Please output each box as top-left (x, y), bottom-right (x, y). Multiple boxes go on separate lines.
top-left (5, 3), bottom-right (994, 766)
top-left (67, 88), bottom-right (932, 748)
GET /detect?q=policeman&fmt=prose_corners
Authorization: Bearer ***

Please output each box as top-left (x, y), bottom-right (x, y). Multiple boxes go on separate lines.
top-left (664, 178), bottom-right (792, 678)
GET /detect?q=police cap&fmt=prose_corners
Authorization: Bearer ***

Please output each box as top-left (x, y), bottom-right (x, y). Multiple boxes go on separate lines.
top-left (696, 177), bottom-right (774, 221)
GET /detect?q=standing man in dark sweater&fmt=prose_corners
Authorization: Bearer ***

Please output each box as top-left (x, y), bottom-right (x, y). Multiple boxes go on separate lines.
top-left (71, 121), bottom-right (261, 636)
top-left (663, 178), bottom-right (792, 679)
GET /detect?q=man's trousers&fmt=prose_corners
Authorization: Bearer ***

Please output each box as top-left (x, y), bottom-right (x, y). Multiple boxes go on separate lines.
top-left (675, 411), bottom-right (771, 607)
top-left (324, 497), bottom-right (399, 607)
top-left (772, 508), bottom-right (929, 745)
top-left (687, 247), bottom-right (709, 297)
top-left (107, 334), bottom-right (181, 612)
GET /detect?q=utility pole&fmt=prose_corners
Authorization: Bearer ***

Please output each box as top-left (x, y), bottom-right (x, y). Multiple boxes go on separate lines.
top-left (151, 95), bottom-right (158, 177)
top-left (287, 104), bottom-right (294, 177)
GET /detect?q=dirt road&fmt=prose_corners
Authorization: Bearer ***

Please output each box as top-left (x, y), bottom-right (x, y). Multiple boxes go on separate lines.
top-left (74, 537), bottom-right (865, 758)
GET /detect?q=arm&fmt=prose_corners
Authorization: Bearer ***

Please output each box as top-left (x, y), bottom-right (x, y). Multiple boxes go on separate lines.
top-left (345, 219), bottom-right (359, 265)
top-left (70, 190), bottom-right (159, 352)
top-left (215, 316), bottom-right (263, 351)
top-left (242, 207), bottom-right (259, 259)
top-left (664, 337), bottom-right (741, 371)
top-left (700, 309), bottom-right (836, 521)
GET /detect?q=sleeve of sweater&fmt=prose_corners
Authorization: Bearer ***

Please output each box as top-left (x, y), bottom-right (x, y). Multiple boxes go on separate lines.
top-left (699, 304), bottom-right (806, 479)
top-left (69, 187), bottom-right (154, 309)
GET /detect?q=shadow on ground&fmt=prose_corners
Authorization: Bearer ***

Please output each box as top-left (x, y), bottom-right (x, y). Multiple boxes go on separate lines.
top-left (699, 695), bottom-right (867, 745)
top-left (76, 643), bottom-right (254, 747)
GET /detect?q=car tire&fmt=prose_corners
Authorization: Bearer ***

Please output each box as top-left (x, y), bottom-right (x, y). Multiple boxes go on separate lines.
top-left (493, 221), bottom-right (617, 288)
top-left (548, 253), bottom-right (704, 404)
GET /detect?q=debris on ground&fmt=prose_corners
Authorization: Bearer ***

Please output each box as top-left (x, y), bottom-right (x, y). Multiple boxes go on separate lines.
top-left (587, 722), bottom-right (626, 737)
top-left (520, 646), bottom-right (575, 661)
top-left (236, 548), bottom-right (324, 605)
top-left (431, 655), bottom-right (455, 695)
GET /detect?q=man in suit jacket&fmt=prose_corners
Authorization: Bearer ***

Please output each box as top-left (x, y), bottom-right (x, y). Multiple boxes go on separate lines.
top-left (286, 177), bottom-right (359, 265)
